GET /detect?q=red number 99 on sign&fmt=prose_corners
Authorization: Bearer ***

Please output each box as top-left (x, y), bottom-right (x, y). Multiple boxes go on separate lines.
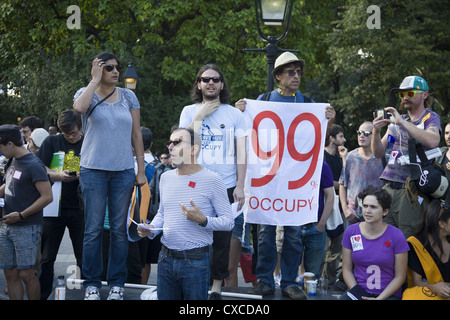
top-left (251, 111), bottom-right (321, 190)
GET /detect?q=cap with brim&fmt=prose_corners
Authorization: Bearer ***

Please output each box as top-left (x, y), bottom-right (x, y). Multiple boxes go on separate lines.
top-left (272, 52), bottom-right (305, 77)
top-left (390, 76), bottom-right (429, 93)
top-left (0, 124), bottom-right (22, 144)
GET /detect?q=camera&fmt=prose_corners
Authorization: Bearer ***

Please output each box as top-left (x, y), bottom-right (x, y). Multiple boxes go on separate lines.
top-left (374, 109), bottom-right (389, 119)
top-left (68, 171), bottom-right (77, 176)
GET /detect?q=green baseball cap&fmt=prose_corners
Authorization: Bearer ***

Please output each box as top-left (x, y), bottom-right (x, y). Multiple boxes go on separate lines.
top-left (391, 75), bottom-right (429, 92)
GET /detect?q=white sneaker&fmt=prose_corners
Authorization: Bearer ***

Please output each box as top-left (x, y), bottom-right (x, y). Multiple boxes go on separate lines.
top-left (84, 286), bottom-right (101, 300)
top-left (107, 286), bottom-right (124, 300)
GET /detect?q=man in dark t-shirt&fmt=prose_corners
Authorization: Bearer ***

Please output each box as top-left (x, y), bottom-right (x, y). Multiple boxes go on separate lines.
top-left (0, 124), bottom-right (52, 300)
top-left (36, 110), bottom-right (84, 299)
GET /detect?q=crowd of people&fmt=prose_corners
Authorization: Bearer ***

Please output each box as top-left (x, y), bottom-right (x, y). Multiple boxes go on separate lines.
top-left (0, 51), bottom-right (448, 301)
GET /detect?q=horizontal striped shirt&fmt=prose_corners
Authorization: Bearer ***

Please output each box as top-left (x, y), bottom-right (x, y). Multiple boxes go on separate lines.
top-left (150, 167), bottom-right (234, 251)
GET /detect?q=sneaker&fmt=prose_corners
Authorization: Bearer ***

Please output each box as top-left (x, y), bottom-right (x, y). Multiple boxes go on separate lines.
top-left (84, 286), bottom-right (101, 300)
top-left (107, 286), bottom-right (124, 300)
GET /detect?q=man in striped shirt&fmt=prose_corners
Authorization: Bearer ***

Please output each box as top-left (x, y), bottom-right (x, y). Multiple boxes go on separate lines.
top-left (138, 127), bottom-right (234, 300)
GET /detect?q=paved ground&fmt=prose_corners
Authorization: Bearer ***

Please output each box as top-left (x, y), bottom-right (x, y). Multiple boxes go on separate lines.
top-left (0, 229), bottom-right (340, 300)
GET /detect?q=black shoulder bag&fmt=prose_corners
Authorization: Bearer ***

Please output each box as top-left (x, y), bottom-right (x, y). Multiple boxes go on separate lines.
top-left (408, 137), bottom-right (448, 199)
top-left (86, 88), bottom-right (116, 119)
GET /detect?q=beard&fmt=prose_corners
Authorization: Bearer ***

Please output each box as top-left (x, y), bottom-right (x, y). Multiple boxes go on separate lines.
top-left (201, 87), bottom-right (220, 101)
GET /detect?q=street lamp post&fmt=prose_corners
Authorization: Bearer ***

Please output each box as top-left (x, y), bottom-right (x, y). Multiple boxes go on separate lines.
top-left (244, 0), bottom-right (298, 93)
top-left (124, 60), bottom-right (139, 90)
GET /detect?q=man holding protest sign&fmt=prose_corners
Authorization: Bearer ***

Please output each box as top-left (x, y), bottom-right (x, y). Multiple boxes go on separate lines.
top-left (236, 52), bottom-right (335, 300)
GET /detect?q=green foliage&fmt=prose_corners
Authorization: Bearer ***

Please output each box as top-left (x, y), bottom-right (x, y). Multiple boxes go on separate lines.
top-left (0, 0), bottom-right (448, 152)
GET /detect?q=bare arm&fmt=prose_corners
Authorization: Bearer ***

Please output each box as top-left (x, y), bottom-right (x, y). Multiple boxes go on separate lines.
top-left (384, 107), bottom-right (440, 148)
top-left (410, 269), bottom-right (450, 299)
top-left (316, 186), bottom-right (335, 232)
top-left (3, 180), bottom-right (53, 224)
top-left (234, 136), bottom-right (247, 211)
top-left (371, 115), bottom-right (389, 159)
top-left (73, 58), bottom-right (104, 114)
top-left (342, 247), bottom-right (358, 289)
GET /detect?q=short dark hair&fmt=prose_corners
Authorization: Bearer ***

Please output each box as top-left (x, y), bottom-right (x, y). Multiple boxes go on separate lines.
top-left (18, 116), bottom-right (43, 130)
top-left (358, 185), bottom-right (392, 211)
top-left (190, 64), bottom-right (230, 104)
top-left (325, 124), bottom-right (344, 146)
top-left (141, 127), bottom-right (153, 151)
top-left (57, 109), bottom-right (81, 133)
top-left (172, 127), bottom-right (200, 148)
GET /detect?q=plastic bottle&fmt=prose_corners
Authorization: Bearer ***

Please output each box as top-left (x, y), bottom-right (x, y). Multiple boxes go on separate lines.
top-left (54, 275), bottom-right (66, 300)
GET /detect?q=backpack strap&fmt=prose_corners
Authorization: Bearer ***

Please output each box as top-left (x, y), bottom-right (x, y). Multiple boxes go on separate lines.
top-left (261, 92), bottom-right (271, 101)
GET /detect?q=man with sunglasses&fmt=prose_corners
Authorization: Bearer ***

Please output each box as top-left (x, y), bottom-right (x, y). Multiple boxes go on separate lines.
top-left (137, 128), bottom-right (234, 300)
top-left (179, 64), bottom-right (247, 299)
top-left (339, 121), bottom-right (384, 224)
top-left (236, 52), bottom-right (336, 300)
top-left (372, 75), bottom-right (442, 239)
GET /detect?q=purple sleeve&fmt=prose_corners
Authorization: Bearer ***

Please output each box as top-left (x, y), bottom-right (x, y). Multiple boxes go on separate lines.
top-left (392, 226), bottom-right (410, 254)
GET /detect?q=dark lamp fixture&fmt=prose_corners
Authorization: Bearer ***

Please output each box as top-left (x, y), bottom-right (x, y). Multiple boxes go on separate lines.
top-left (124, 61), bottom-right (139, 90)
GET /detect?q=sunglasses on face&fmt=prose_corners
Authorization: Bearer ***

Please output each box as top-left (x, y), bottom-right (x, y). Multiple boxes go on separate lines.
top-left (200, 77), bottom-right (222, 83)
top-left (398, 90), bottom-right (422, 99)
top-left (104, 64), bottom-right (121, 72)
top-left (357, 130), bottom-right (372, 137)
top-left (284, 70), bottom-right (302, 77)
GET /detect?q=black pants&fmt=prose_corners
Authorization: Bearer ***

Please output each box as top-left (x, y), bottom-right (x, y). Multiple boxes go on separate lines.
top-left (39, 208), bottom-right (84, 300)
top-left (210, 187), bottom-right (234, 281)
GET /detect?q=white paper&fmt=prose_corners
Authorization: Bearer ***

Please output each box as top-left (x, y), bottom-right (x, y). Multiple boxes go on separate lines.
top-left (43, 181), bottom-right (62, 217)
top-left (231, 202), bottom-right (243, 219)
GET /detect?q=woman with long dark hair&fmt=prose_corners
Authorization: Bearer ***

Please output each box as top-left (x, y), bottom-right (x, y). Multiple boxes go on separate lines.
top-left (403, 199), bottom-right (450, 300)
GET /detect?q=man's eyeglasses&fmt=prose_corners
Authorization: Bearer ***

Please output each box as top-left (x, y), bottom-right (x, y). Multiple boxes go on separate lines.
top-left (398, 90), bottom-right (422, 99)
top-left (357, 130), bottom-right (372, 137)
top-left (283, 70), bottom-right (302, 77)
top-left (200, 77), bottom-right (221, 83)
top-left (160, 156), bottom-right (170, 160)
top-left (104, 64), bottom-right (122, 72)
top-left (62, 130), bottom-right (80, 138)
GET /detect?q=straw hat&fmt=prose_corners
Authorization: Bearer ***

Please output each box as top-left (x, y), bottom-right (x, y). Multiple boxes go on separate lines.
top-left (272, 52), bottom-right (305, 77)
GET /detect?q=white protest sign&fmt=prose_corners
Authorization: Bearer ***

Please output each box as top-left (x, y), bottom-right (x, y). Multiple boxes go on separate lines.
top-left (243, 99), bottom-right (328, 226)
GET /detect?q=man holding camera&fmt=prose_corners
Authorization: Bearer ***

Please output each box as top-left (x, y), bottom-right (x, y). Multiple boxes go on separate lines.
top-left (371, 76), bottom-right (441, 238)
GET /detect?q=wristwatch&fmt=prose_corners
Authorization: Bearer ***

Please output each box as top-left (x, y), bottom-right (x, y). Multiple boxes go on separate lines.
top-left (199, 217), bottom-right (208, 227)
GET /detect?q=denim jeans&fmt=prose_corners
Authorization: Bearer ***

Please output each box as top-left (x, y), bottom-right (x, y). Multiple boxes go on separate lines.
top-left (157, 248), bottom-right (210, 300)
top-left (256, 225), bottom-right (302, 289)
top-left (299, 222), bottom-right (327, 278)
top-left (79, 168), bottom-right (135, 288)
top-left (0, 224), bottom-right (42, 270)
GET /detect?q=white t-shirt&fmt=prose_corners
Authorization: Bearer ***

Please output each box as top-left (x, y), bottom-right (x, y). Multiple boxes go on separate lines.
top-left (179, 103), bottom-right (247, 188)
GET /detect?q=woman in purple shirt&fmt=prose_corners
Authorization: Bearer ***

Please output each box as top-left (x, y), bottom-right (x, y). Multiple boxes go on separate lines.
top-left (340, 185), bottom-right (409, 300)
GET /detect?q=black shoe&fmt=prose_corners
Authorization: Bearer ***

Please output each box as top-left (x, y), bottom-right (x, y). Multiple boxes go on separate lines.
top-left (209, 292), bottom-right (222, 300)
top-left (254, 281), bottom-right (275, 296)
top-left (281, 286), bottom-right (307, 300)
